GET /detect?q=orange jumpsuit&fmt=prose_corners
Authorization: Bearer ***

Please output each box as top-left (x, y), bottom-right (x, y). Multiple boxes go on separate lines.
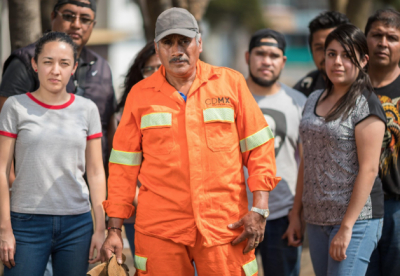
top-left (103, 60), bottom-right (280, 276)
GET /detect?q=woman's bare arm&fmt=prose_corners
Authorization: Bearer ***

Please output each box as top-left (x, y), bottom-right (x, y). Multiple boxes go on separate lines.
top-left (86, 138), bottom-right (106, 263)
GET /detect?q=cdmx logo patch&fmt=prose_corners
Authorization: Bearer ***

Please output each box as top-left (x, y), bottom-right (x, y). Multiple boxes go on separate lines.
top-left (205, 97), bottom-right (231, 106)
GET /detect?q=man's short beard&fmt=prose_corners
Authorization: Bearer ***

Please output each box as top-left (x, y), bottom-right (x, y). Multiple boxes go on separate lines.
top-left (249, 70), bottom-right (279, 87)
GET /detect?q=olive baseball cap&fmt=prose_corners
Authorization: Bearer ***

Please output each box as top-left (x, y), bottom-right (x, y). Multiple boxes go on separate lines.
top-left (155, 8), bottom-right (199, 42)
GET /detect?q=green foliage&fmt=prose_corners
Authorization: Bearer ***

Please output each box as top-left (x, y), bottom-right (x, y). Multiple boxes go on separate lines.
top-left (204, 0), bottom-right (266, 31)
top-left (376, 0), bottom-right (400, 10)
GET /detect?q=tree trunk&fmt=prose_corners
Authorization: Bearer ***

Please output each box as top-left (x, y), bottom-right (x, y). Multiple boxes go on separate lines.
top-left (172, 0), bottom-right (188, 9)
top-left (136, 0), bottom-right (172, 42)
top-left (187, 0), bottom-right (210, 22)
top-left (346, 0), bottom-right (373, 30)
top-left (8, 0), bottom-right (42, 50)
top-left (329, 0), bottom-right (348, 14)
top-left (41, 0), bottom-right (57, 33)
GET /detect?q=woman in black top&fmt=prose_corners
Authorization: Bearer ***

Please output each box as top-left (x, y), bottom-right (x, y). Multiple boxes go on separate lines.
top-left (284, 24), bottom-right (386, 276)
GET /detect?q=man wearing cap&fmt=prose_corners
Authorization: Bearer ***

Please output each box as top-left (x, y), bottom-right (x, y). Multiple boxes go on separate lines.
top-left (245, 29), bottom-right (306, 276)
top-left (293, 11), bottom-right (349, 96)
top-left (0, 0), bottom-right (117, 171)
top-left (101, 7), bottom-right (280, 276)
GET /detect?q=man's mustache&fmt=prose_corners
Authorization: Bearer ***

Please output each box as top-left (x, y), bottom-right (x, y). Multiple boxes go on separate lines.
top-left (170, 57), bottom-right (189, 63)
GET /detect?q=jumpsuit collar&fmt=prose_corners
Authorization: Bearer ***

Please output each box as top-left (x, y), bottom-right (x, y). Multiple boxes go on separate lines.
top-left (146, 60), bottom-right (221, 94)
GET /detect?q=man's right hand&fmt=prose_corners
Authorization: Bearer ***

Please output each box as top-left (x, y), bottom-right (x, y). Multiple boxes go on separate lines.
top-left (100, 229), bottom-right (124, 264)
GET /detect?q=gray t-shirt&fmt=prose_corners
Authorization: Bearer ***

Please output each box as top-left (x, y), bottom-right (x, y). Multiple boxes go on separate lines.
top-left (246, 83), bottom-right (307, 220)
top-left (0, 93), bottom-right (102, 215)
top-left (300, 89), bottom-right (386, 225)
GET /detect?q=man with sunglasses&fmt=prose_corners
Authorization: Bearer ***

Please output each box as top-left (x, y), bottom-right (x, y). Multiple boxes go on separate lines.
top-left (0, 0), bottom-right (117, 172)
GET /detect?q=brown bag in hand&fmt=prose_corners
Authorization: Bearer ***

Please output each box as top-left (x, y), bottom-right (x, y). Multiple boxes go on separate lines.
top-left (87, 254), bottom-right (129, 276)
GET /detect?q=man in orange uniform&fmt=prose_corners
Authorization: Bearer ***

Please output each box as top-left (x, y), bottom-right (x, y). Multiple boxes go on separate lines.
top-left (100, 8), bottom-right (280, 276)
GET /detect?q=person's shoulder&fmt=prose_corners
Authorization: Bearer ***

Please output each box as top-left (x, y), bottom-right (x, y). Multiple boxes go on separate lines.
top-left (294, 70), bottom-right (320, 85)
top-left (360, 89), bottom-right (382, 107)
top-left (356, 89), bottom-right (386, 124)
top-left (3, 94), bottom-right (27, 109)
top-left (3, 43), bottom-right (37, 73)
top-left (215, 65), bottom-right (243, 79)
top-left (303, 89), bottom-right (324, 108)
top-left (293, 69), bottom-right (322, 93)
top-left (12, 42), bottom-right (36, 56)
top-left (199, 61), bottom-right (244, 81)
top-left (308, 89), bottom-right (324, 99)
top-left (84, 47), bottom-right (102, 60)
top-left (280, 83), bottom-right (307, 106)
top-left (74, 94), bottom-right (97, 109)
top-left (83, 47), bottom-right (111, 69)
top-left (133, 73), bottom-right (157, 92)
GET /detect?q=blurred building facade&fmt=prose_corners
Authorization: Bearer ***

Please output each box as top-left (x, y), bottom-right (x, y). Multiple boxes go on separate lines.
top-left (203, 0), bottom-right (330, 85)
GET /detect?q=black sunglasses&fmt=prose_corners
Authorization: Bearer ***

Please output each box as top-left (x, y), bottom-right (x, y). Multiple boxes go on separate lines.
top-left (57, 11), bottom-right (94, 26)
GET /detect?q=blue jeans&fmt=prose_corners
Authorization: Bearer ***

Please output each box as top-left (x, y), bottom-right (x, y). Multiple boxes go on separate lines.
top-left (366, 199), bottom-right (400, 276)
top-left (4, 211), bottom-right (93, 276)
top-left (123, 222), bottom-right (136, 257)
top-left (307, 219), bottom-right (383, 276)
top-left (256, 216), bottom-right (301, 276)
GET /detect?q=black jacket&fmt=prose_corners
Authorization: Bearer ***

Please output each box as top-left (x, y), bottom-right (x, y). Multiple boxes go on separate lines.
top-left (293, 69), bottom-right (326, 97)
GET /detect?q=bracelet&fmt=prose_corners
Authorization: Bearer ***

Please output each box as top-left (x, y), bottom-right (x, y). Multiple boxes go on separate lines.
top-left (107, 227), bottom-right (122, 231)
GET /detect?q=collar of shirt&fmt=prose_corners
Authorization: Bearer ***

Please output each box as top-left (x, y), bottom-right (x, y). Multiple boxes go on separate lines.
top-left (79, 47), bottom-right (98, 67)
top-left (141, 60), bottom-right (221, 99)
top-left (178, 91), bottom-right (187, 102)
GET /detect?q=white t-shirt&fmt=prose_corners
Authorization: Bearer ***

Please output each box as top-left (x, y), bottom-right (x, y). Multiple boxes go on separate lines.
top-left (0, 93), bottom-right (102, 215)
top-left (246, 83), bottom-right (306, 220)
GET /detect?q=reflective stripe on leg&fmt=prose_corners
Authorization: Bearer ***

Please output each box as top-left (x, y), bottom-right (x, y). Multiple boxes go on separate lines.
top-left (134, 255), bottom-right (147, 271)
top-left (242, 258), bottom-right (258, 276)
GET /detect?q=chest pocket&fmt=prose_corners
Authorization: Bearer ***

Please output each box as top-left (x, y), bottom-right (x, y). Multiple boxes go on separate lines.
top-left (203, 107), bottom-right (239, 152)
top-left (141, 112), bottom-right (174, 155)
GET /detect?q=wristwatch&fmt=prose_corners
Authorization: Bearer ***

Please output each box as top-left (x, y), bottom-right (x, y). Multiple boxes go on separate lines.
top-left (251, 207), bottom-right (270, 219)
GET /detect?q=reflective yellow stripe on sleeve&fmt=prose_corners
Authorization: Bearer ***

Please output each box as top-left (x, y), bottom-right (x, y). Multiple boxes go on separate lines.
top-left (134, 255), bottom-right (147, 271)
top-left (203, 107), bottom-right (234, 123)
top-left (242, 258), bottom-right (258, 276)
top-left (141, 112), bottom-right (172, 129)
top-left (109, 149), bottom-right (142, 166)
top-left (240, 126), bottom-right (274, 153)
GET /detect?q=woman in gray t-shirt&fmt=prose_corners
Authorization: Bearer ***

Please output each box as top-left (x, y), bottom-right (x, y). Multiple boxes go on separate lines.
top-left (284, 25), bottom-right (386, 276)
top-left (0, 32), bottom-right (106, 275)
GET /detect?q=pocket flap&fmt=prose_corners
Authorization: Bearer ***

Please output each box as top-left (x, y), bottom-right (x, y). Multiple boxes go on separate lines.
top-left (141, 112), bottom-right (172, 129)
top-left (203, 107), bottom-right (234, 123)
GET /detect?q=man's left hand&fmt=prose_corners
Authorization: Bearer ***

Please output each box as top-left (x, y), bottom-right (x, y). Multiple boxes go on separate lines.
top-left (228, 211), bottom-right (266, 254)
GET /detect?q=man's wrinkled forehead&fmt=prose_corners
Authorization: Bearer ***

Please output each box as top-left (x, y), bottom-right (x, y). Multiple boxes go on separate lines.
top-left (160, 34), bottom-right (193, 41)
top-left (58, 3), bottom-right (95, 18)
top-left (55, 0), bottom-right (95, 14)
top-left (369, 20), bottom-right (400, 34)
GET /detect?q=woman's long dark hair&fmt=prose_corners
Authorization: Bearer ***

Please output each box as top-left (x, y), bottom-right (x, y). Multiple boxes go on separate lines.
top-left (322, 24), bottom-right (373, 122)
top-left (117, 41), bottom-right (156, 111)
